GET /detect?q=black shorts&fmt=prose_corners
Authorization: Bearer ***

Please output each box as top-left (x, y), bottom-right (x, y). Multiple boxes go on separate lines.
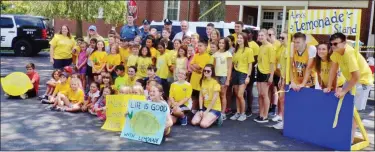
top-left (86, 66), bottom-right (93, 77)
top-left (273, 75), bottom-right (280, 87)
top-left (256, 68), bottom-right (270, 82)
top-left (53, 58), bottom-right (72, 70)
top-left (192, 90), bottom-right (200, 98)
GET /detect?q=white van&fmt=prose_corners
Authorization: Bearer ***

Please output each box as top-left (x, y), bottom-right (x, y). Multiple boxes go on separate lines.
top-left (141, 21), bottom-right (259, 39)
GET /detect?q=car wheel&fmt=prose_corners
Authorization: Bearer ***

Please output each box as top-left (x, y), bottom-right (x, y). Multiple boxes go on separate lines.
top-left (14, 40), bottom-right (33, 57)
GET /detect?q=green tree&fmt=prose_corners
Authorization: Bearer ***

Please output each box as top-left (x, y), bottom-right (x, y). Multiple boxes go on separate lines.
top-left (27, 1), bottom-right (126, 38)
top-left (199, 0), bottom-right (225, 22)
top-left (1, 1), bottom-right (32, 14)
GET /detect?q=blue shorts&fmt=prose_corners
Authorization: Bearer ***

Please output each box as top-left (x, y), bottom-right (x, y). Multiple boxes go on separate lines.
top-left (231, 70), bottom-right (247, 85)
top-left (202, 107), bottom-right (221, 118)
top-left (53, 58), bottom-right (72, 70)
top-left (217, 76), bottom-right (227, 85)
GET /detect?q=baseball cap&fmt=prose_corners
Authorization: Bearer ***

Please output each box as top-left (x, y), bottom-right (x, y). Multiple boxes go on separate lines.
top-left (88, 25), bottom-right (97, 31)
top-left (163, 18), bottom-right (172, 25)
top-left (64, 66), bottom-right (73, 74)
top-left (143, 19), bottom-right (151, 25)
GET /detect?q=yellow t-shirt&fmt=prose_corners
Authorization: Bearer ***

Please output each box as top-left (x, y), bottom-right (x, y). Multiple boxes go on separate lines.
top-left (168, 50), bottom-right (178, 66)
top-left (136, 57), bottom-right (153, 78)
top-left (213, 51), bottom-right (233, 76)
top-left (205, 43), bottom-right (211, 54)
top-left (233, 47), bottom-right (255, 74)
top-left (156, 52), bottom-right (172, 79)
top-left (72, 46), bottom-right (81, 64)
top-left (119, 47), bottom-right (130, 65)
top-left (277, 45), bottom-right (289, 79)
top-left (330, 45), bottom-right (374, 85)
top-left (292, 46), bottom-right (316, 87)
top-left (232, 33), bottom-right (238, 44)
top-left (106, 54), bottom-right (121, 69)
top-left (174, 57), bottom-right (188, 80)
top-left (49, 34), bottom-right (75, 59)
top-left (150, 47), bottom-right (159, 58)
top-left (190, 53), bottom-right (211, 91)
top-left (272, 40), bottom-right (282, 52)
top-left (249, 41), bottom-right (260, 56)
top-left (127, 55), bottom-right (139, 67)
top-left (89, 51), bottom-right (107, 72)
top-left (66, 89), bottom-right (84, 104)
top-left (258, 43), bottom-right (276, 74)
top-left (169, 81), bottom-right (193, 107)
top-left (201, 78), bottom-right (221, 111)
top-left (124, 74), bottom-right (140, 87)
top-left (53, 81), bottom-right (71, 96)
top-left (320, 61), bottom-right (346, 88)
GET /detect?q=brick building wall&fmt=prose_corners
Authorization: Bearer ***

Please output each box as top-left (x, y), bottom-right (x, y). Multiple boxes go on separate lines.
top-left (224, 5), bottom-right (240, 22)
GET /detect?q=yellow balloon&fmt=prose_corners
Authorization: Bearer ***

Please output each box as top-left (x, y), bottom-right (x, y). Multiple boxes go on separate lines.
top-left (1, 72), bottom-right (33, 96)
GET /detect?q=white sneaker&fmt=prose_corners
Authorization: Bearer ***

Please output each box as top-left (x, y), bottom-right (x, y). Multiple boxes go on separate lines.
top-left (273, 121), bottom-right (284, 130)
top-left (272, 115), bottom-right (283, 122)
top-left (237, 114), bottom-right (247, 121)
top-left (4, 93), bottom-right (9, 98)
top-left (20, 94), bottom-right (28, 100)
top-left (230, 113), bottom-right (240, 120)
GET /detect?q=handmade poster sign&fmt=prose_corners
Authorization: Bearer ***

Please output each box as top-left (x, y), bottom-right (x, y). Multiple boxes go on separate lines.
top-left (284, 88), bottom-right (354, 150)
top-left (101, 95), bottom-right (146, 132)
top-left (1, 72), bottom-right (33, 96)
top-left (121, 100), bottom-right (168, 145)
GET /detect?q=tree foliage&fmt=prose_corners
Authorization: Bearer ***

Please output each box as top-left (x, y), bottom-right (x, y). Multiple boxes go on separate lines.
top-left (199, 0), bottom-right (225, 22)
top-left (1, 1), bottom-right (32, 14)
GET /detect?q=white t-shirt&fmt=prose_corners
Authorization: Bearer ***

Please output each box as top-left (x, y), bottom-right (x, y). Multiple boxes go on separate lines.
top-left (290, 44), bottom-right (317, 59)
top-left (173, 31), bottom-right (193, 41)
top-left (213, 51), bottom-right (233, 76)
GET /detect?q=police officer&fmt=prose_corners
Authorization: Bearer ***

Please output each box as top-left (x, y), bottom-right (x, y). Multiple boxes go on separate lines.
top-left (163, 18), bottom-right (175, 40)
top-left (140, 19), bottom-right (151, 43)
top-left (120, 13), bottom-right (140, 41)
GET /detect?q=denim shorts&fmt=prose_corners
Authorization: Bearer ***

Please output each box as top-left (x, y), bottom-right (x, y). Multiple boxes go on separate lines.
top-left (202, 107), bottom-right (221, 118)
top-left (217, 76), bottom-right (227, 85)
top-left (231, 70), bottom-right (247, 85)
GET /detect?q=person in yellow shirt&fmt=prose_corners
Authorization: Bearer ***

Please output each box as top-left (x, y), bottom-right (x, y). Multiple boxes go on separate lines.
top-left (213, 38), bottom-right (232, 120)
top-left (272, 31), bottom-right (289, 130)
top-left (72, 38), bottom-right (83, 66)
top-left (49, 25), bottom-right (76, 70)
top-left (191, 64), bottom-right (223, 128)
top-left (124, 66), bottom-right (141, 87)
top-left (190, 40), bottom-right (211, 112)
top-left (173, 45), bottom-right (188, 81)
top-left (127, 44), bottom-right (140, 72)
top-left (230, 33), bottom-right (254, 122)
top-left (169, 70), bottom-right (192, 125)
top-left (254, 29), bottom-right (276, 123)
top-left (145, 36), bottom-right (159, 60)
top-left (325, 32), bottom-right (374, 144)
top-left (156, 42), bottom-right (173, 97)
top-left (53, 78), bottom-right (84, 112)
top-left (90, 41), bottom-right (108, 82)
top-left (208, 41), bottom-right (219, 64)
top-left (114, 65), bottom-right (126, 91)
top-left (119, 39), bottom-right (130, 67)
top-left (43, 72), bottom-right (70, 104)
top-left (315, 43), bottom-right (346, 89)
top-left (231, 21), bottom-right (244, 44)
top-left (266, 28), bottom-right (282, 116)
top-left (136, 46), bottom-right (153, 78)
top-left (106, 45), bottom-right (121, 79)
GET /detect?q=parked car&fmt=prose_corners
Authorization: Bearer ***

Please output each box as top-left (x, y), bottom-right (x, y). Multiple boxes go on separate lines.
top-left (1, 14), bottom-right (53, 56)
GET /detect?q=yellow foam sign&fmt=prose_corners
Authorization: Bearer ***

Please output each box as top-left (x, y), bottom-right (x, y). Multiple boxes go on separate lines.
top-left (101, 95), bottom-right (147, 132)
top-left (1, 72), bottom-right (33, 96)
top-left (288, 9), bottom-right (361, 35)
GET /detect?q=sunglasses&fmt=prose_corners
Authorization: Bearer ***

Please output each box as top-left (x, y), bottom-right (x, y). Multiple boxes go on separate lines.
top-left (329, 42), bottom-right (341, 46)
top-left (203, 70), bottom-right (211, 73)
top-left (279, 37), bottom-right (285, 40)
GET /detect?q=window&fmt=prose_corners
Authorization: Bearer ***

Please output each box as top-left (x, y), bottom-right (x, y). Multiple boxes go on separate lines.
top-left (262, 22), bottom-right (274, 29)
top-left (277, 12), bottom-right (289, 20)
top-left (1, 17), bottom-right (14, 28)
top-left (15, 16), bottom-right (44, 28)
top-left (263, 12), bottom-right (274, 20)
top-left (276, 24), bottom-right (282, 38)
top-left (164, 0), bottom-right (180, 21)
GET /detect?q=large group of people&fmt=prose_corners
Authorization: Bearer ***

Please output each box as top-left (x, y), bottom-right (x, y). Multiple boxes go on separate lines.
top-left (7, 13), bottom-right (374, 141)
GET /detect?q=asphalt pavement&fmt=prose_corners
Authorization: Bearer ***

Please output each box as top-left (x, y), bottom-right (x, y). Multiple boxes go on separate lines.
top-left (1, 52), bottom-right (374, 150)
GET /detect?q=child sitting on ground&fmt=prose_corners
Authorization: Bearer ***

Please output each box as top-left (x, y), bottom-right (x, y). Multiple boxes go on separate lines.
top-left (39, 69), bottom-right (61, 100)
top-left (42, 72), bottom-right (70, 104)
top-left (93, 86), bottom-right (114, 120)
top-left (6, 63), bottom-right (40, 99)
top-left (169, 69), bottom-right (192, 125)
top-left (53, 78), bottom-right (85, 112)
top-left (81, 82), bottom-right (100, 113)
top-left (149, 84), bottom-right (173, 136)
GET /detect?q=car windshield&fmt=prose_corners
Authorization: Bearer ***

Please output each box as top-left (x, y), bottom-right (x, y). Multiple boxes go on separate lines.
top-left (15, 16), bottom-right (44, 28)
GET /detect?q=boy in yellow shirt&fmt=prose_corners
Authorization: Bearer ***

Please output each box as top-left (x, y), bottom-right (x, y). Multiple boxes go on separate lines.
top-left (325, 32), bottom-right (374, 143)
top-left (169, 69), bottom-right (192, 125)
top-left (189, 40), bottom-right (211, 112)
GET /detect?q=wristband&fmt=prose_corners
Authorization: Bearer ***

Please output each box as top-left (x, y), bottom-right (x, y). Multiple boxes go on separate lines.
top-left (199, 108), bottom-right (203, 111)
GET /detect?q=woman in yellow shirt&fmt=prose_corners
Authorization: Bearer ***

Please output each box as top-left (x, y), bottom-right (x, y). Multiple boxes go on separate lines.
top-left (136, 46), bottom-right (153, 78)
top-left (49, 25), bottom-right (75, 69)
top-left (169, 70), bottom-right (192, 125)
top-left (90, 41), bottom-right (107, 83)
top-left (315, 43), bottom-right (346, 90)
top-left (106, 44), bottom-right (121, 79)
top-left (254, 29), bottom-right (276, 123)
top-left (230, 33), bottom-right (254, 122)
top-left (191, 64), bottom-right (222, 128)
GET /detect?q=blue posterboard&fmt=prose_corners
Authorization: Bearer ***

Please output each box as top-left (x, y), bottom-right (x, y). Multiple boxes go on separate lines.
top-left (284, 88), bottom-right (354, 150)
top-left (121, 100), bottom-right (168, 145)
